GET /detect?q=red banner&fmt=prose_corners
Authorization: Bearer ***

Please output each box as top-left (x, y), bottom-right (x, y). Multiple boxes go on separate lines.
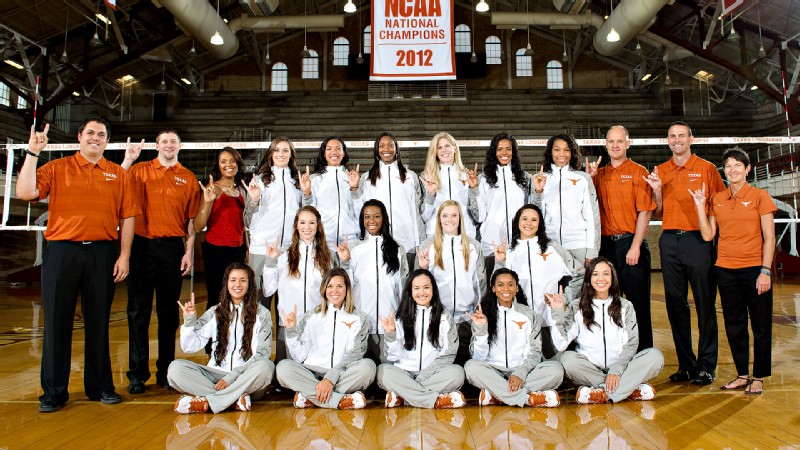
top-left (721, 0), bottom-right (744, 17)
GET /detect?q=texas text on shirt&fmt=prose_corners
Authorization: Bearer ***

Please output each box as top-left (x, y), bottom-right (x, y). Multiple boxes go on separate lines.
top-left (709, 184), bottom-right (777, 269)
top-left (594, 159), bottom-right (655, 236)
top-left (656, 154), bottom-right (726, 231)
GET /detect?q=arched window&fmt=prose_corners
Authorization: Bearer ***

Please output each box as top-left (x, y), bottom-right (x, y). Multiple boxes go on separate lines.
top-left (485, 36), bottom-right (501, 65)
top-left (515, 49), bottom-right (532, 77)
top-left (0, 82), bottom-right (10, 106)
top-left (271, 63), bottom-right (288, 91)
top-left (546, 60), bottom-right (564, 89)
top-left (333, 37), bottom-right (349, 66)
top-left (455, 24), bottom-right (470, 53)
top-left (302, 50), bottom-right (319, 79)
top-left (364, 26), bottom-right (371, 54)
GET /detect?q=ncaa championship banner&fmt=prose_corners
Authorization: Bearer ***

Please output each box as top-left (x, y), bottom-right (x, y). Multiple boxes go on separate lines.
top-left (370, 0), bottom-right (456, 81)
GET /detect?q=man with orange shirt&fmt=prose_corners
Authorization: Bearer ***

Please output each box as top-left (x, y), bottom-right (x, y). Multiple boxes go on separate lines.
top-left (592, 125), bottom-right (655, 351)
top-left (121, 130), bottom-right (200, 394)
top-left (16, 117), bottom-right (140, 412)
top-left (644, 121), bottom-right (726, 385)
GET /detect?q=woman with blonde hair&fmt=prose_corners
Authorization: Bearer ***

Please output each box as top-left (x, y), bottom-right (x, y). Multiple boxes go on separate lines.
top-left (420, 132), bottom-right (477, 238)
top-left (417, 200), bottom-right (485, 364)
top-left (276, 268), bottom-right (374, 409)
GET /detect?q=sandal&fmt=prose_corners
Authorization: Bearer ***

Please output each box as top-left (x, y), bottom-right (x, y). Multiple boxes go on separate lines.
top-left (720, 375), bottom-right (750, 390)
top-left (745, 378), bottom-right (764, 395)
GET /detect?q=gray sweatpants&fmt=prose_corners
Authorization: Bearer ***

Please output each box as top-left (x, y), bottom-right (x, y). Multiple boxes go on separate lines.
top-left (167, 359), bottom-right (275, 413)
top-left (464, 359), bottom-right (564, 407)
top-left (276, 359), bottom-right (376, 408)
top-left (377, 363), bottom-right (465, 409)
top-left (561, 348), bottom-right (664, 403)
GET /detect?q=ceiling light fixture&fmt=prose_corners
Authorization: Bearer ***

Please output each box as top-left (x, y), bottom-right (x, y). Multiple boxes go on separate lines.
top-left (523, 0), bottom-right (533, 57)
top-left (344, 0), bottom-right (356, 13)
top-left (562, 31), bottom-right (568, 62)
top-left (4, 59), bottom-right (23, 69)
top-left (756, 4), bottom-right (767, 58)
top-left (641, 73), bottom-right (652, 81)
top-left (607, 0), bottom-right (620, 42)
top-left (476, 0), bottom-right (489, 13)
top-left (61, 9), bottom-right (70, 63)
top-left (470, 0), bottom-right (477, 63)
top-left (664, 59), bottom-right (671, 85)
top-left (211, 0), bottom-right (224, 45)
top-left (90, 0), bottom-right (103, 47)
top-left (301, 0), bottom-right (311, 57)
top-left (357, 0), bottom-right (364, 64)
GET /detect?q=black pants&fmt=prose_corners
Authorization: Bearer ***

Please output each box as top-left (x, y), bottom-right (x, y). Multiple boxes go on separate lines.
top-left (600, 235), bottom-right (653, 351)
top-left (40, 240), bottom-right (117, 403)
top-left (659, 231), bottom-right (718, 374)
top-left (201, 241), bottom-right (247, 310)
top-left (126, 236), bottom-right (184, 383)
top-left (715, 266), bottom-right (772, 378)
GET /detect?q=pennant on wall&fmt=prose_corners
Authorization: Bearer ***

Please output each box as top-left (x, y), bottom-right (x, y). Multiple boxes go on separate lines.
top-left (370, 0), bottom-right (456, 81)
top-left (105, 0), bottom-right (117, 10)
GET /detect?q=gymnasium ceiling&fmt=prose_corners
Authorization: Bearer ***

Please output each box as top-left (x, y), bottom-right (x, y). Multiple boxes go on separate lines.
top-left (1, 0), bottom-right (800, 122)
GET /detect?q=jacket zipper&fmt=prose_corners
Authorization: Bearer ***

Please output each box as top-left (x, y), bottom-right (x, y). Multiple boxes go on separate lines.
top-left (447, 166), bottom-right (452, 199)
top-left (303, 245), bottom-right (309, 313)
top-left (527, 242), bottom-right (534, 302)
top-left (376, 238), bottom-right (380, 331)
top-left (504, 310), bottom-right (508, 368)
top-left (502, 167), bottom-right (510, 239)
top-left (451, 237), bottom-right (456, 313)
top-left (280, 169), bottom-right (286, 247)
top-left (331, 310), bottom-right (337, 367)
top-left (558, 167), bottom-right (563, 244)
top-left (387, 165), bottom-right (394, 235)
top-left (602, 305), bottom-right (608, 369)
top-left (335, 168), bottom-right (341, 246)
top-left (230, 307), bottom-right (239, 371)
top-left (419, 309), bottom-right (425, 371)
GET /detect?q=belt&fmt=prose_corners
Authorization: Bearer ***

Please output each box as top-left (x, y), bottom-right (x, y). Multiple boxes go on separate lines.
top-left (662, 229), bottom-right (698, 235)
top-left (607, 233), bottom-right (633, 241)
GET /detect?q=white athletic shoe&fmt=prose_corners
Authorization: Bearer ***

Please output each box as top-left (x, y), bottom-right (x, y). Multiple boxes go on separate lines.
top-left (479, 388), bottom-right (503, 406)
top-left (528, 389), bottom-right (560, 408)
top-left (338, 391), bottom-right (366, 410)
top-left (575, 386), bottom-right (608, 404)
top-left (628, 383), bottom-right (656, 401)
top-left (434, 391), bottom-right (466, 409)
top-left (293, 392), bottom-right (313, 409)
top-left (385, 391), bottom-right (405, 408)
top-left (234, 394), bottom-right (251, 411)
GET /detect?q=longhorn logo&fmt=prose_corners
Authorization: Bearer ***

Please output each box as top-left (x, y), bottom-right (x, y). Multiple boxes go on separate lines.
top-left (512, 320), bottom-right (526, 330)
top-left (342, 321), bottom-right (356, 329)
top-left (541, 253), bottom-right (551, 261)
top-left (569, 179), bottom-right (579, 186)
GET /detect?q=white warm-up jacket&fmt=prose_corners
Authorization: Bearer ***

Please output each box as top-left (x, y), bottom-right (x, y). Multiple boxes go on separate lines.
top-left (385, 307), bottom-right (459, 383)
top-left (470, 301), bottom-right (543, 379)
top-left (263, 241), bottom-right (340, 326)
top-left (545, 298), bottom-right (639, 376)
top-left (245, 167), bottom-right (301, 254)
top-left (468, 168), bottom-right (532, 256)
top-left (348, 234), bottom-right (409, 334)
top-left (419, 235), bottom-right (485, 323)
top-left (421, 164), bottom-right (477, 238)
top-left (495, 239), bottom-right (584, 322)
top-left (180, 303), bottom-right (273, 385)
top-left (303, 167), bottom-right (360, 251)
top-left (532, 166), bottom-right (600, 258)
top-left (352, 161), bottom-right (426, 253)
top-left (286, 305), bottom-right (369, 383)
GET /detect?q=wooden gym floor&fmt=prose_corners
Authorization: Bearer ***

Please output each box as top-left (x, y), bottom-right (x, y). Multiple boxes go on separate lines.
top-left (0, 238), bottom-right (798, 448)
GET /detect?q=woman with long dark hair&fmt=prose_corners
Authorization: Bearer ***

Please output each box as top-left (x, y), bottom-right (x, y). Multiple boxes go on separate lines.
top-left (300, 137), bottom-right (359, 254)
top-left (196, 147), bottom-right (248, 316)
top-left (544, 258), bottom-right (664, 404)
top-left (276, 268), bottom-right (374, 409)
top-left (420, 132), bottom-right (477, 238)
top-left (263, 206), bottom-right (349, 362)
top-left (467, 133), bottom-right (532, 277)
top-left (690, 147), bottom-right (776, 394)
top-left (348, 132), bottom-right (425, 269)
top-left (341, 199), bottom-right (408, 363)
top-left (464, 268), bottom-right (563, 407)
top-left (417, 200), bottom-right (485, 364)
top-left (168, 262), bottom-right (274, 414)
top-left (532, 134), bottom-right (600, 267)
top-left (376, 269), bottom-right (465, 409)
top-left (494, 203), bottom-right (583, 357)
top-left (244, 136), bottom-right (302, 308)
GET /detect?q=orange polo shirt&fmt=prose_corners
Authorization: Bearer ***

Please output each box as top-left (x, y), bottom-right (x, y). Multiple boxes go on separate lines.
top-left (594, 159), bottom-right (656, 236)
top-left (709, 184), bottom-right (776, 269)
top-left (130, 159), bottom-right (201, 238)
top-left (36, 152), bottom-right (140, 241)
top-left (657, 153), bottom-right (726, 231)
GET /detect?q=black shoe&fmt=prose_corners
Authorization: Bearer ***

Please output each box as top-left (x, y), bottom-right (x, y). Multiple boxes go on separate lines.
top-left (128, 379), bottom-right (145, 394)
top-left (691, 371), bottom-right (715, 385)
top-left (156, 377), bottom-right (171, 389)
top-left (668, 369), bottom-right (697, 382)
top-left (99, 391), bottom-right (123, 404)
top-left (39, 397), bottom-right (64, 413)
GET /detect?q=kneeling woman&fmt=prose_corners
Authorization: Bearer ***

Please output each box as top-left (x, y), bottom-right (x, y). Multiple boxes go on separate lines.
top-left (544, 257), bottom-right (663, 404)
top-left (377, 269), bottom-right (465, 409)
top-left (168, 262), bottom-right (274, 414)
top-left (464, 268), bottom-right (563, 408)
top-left (276, 268), bottom-right (375, 409)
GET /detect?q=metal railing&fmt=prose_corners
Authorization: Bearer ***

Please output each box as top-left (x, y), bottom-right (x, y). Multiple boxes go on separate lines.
top-left (367, 83), bottom-right (467, 101)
